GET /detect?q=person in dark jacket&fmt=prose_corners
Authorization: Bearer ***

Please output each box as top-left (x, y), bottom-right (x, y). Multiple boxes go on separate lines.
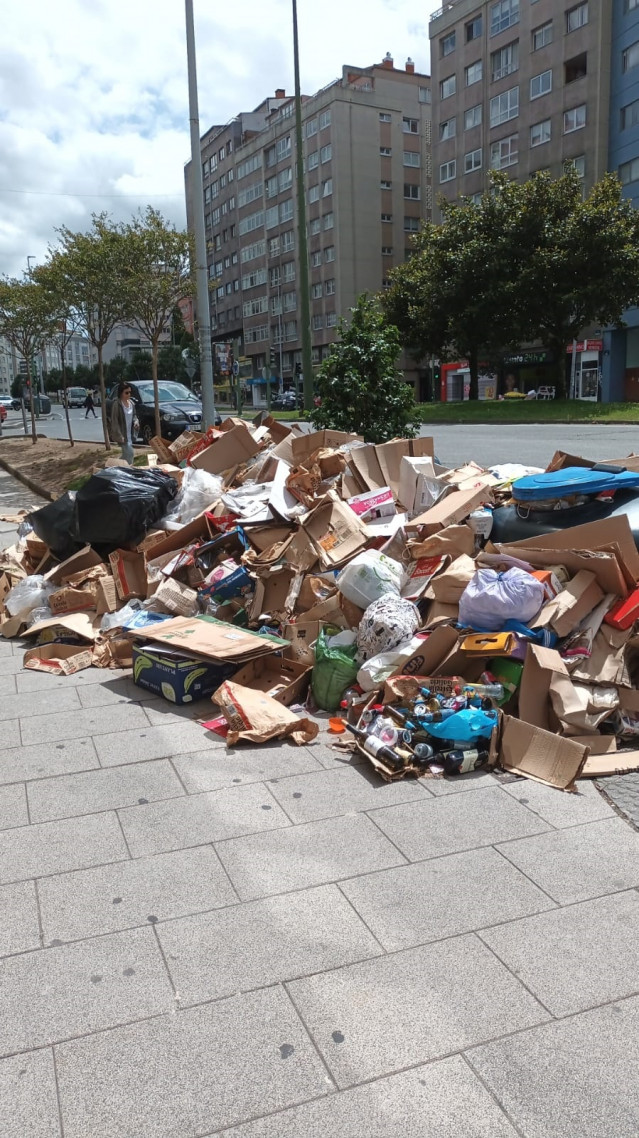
top-left (109, 383), bottom-right (139, 463)
top-left (84, 391), bottom-right (97, 418)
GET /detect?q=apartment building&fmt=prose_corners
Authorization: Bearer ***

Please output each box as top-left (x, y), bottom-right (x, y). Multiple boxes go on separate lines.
top-left (41, 333), bottom-right (96, 374)
top-left (185, 58), bottom-right (432, 399)
top-left (0, 336), bottom-right (17, 396)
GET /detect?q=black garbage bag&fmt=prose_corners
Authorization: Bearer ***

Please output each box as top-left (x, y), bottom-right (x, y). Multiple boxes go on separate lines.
top-left (74, 468), bottom-right (178, 554)
top-left (30, 492), bottom-right (83, 561)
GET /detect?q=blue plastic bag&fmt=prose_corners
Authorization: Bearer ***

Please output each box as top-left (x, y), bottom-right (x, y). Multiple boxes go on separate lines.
top-left (425, 708), bottom-right (497, 744)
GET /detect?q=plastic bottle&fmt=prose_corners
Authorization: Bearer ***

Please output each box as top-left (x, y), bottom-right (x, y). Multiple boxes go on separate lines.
top-left (412, 742), bottom-right (436, 760)
top-left (442, 748), bottom-right (489, 776)
top-left (463, 682), bottom-right (504, 702)
top-left (344, 723), bottom-right (408, 772)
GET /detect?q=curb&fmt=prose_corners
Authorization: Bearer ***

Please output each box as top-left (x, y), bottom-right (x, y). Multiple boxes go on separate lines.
top-left (0, 455), bottom-right (54, 502)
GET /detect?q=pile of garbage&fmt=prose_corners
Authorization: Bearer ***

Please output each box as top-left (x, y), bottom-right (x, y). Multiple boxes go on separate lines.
top-left (2, 415), bottom-right (639, 791)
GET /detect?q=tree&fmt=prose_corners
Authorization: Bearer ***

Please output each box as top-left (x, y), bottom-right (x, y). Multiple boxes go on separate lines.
top-left (42, 214), bottom-right (136, 449)
top-left (126, 208), bottom-right (194, 439)
top-left (0, 277), bottom-right (58, 443)
top-left (105, 356), bottom-right (128, 387)
top-left (312, 295), bottom-right (419, 443)
top-left (125, 351), bottom-right (153, 383)
top-left (157, 342), bottom-right (198, 386)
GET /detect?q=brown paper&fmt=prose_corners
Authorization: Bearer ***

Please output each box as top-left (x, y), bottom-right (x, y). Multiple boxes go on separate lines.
top-left (407, 486), bottom-right (489, 534)
top-left (429, 554), bottom-right (476, 604)
top-left (533, 570), bottom-right (604, 637)
top-left (49, 587), bottom-right (97, 615)
top-left (152, 577), bottom-right (199, 617)
top-left (190, 424), bottom-right (260, 475)
top-left (499, 715), bottom-right (588, 790)
top-left (212, 680), bottom-right (318, 746)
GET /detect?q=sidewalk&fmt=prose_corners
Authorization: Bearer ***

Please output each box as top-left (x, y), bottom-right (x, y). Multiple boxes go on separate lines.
top-left (2, 484), bottom-right (639, 1135)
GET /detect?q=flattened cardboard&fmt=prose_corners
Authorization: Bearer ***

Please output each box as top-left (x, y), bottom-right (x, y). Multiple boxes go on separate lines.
top-left (251, 566), bottom-right (296, 621)
top-left (95, 576), bottom-right (118, 616)
top-left (49, 587), bottom-right (96, 615)
top-left (499, 715), bottom-right (588, 790)
top-left (24, 612), bottom-right (99, 641)
top-left (396, 625), bottom-right (459, 678)
top-left (406, 486), bottom-right (488, 534)
top-left (508, 515), bottom-right (639, 586)
top-left (302, 492), bottom-right (369, 569)
top-left (519, 643), bottom-right (567, 732)
top-left (23, 643), bottom-right (93, 675)
top-left (282, 621), bottom-right (319, 666)
top-left (533, 570), bottom-right (604, 638)
top-left (190, 424), bottom-right (260, 475)
top-left (45, 546), bottom-right (103, 587)
top-left (291, 430), bottom-right (360, 467)
top-left (152, 577), bottom-right (199, 617)
top-left (138, 614), bottom-right (287, 664)
top-left (582, 747), bottom-right (639, 778)
top-left (496, 543), bottom-right (626, 598)
top-left (228, 655), bottom-right (312, 706)
top-left (348, 445), bottom-right (386, 493)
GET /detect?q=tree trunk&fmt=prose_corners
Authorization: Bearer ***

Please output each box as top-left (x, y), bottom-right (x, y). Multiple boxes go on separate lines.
top-left (547, 335), bottom-right (568, 400)
top-left (97, 345), bottom-right (110, 450)
top-left (468, 346), bottom-right (479, 401)
top-left (152, 337), bottom-right (161, 440)
top-left (60, 343), bottom-right (74, 446)
top-left (25, 352), bottom-right (37, 444)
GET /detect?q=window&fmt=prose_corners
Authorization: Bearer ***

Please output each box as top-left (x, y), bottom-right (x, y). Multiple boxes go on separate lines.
top-left (490, 133), bottom-right (518, 168)
top-left (490, 86), bottom-right (519, 126)
top-left (419, 86), bottom-right (431, 103)
top-left (623, 42), bottom-right (639, 72)
top-left (565, 53), bottom-right (587, 83)
top-left (379, 112), bottom-right (391, 122)
top-left (532, 21), bottom-right (552, 50)
top-left (278, 168), bottom-right (292, 192)
top-left (440, 75), bottom-right (456, 99)
top-left (469, 192), bottom-right (483, 205)
top-left (381, 212), bottom-right (393, 222)
top-left (441, 30), bottom-right (456, 55)
top-left (309, 185), bottom-right (320, 203)
top-left (244, 325), bottom-right (269, 344)
top-left (326, 313), bottom-right (337, 328)
top-left (491, 41), bottom-right (518, 80)
top-left (465, 104), bottom-right (482, 129)
top-left (323, 212), bottom-right (334, 229)
top-left (307, 152), bottom-right (319, 173)
top-left (268, 237), bottom-right (280, 258)
top-left (620, 157), bottom-right (639, 185)
top-left (403, 150), bottom-right (421, 167)
top-left (626, 0), bottom-right (639, 10)
top-left (210, 154), bottom-right (218, 172)
top-left (242, 295), bottom-right (268, 318)
top-left (466, 16), bottom-right (482, 40)
top-left (283, 261), bottom-right (296, 281)
top-left (440, 118), bottom-right (456, 140)
top-left (311, 250), bottom-right (322, 267)
top-left (566, 2), bottom-right (588, 32)
top-left (404, 216), bottom-right (420, 232)
top-left (211, 208), bottom-right (221, 226)
top-left (564, 104), bottom-right (586, 132)
top-left (309, 218), bottom-right (321, 235)
top-left (324, 246), bottom-right (335, 262)
top-left (490, 0), bottom-right (519, 36)
top-left (306, 118), bottom-right (318, 137)
top-left (322, 179), bottom-right (333, 197)
top-left (220, 173), bottom-right (227, 188)
top-left (219, 146), bottom-right (225, 161)
top-left (241, 268), bottom-right (267, 291)
top-left (231, 250), bottom-right (238, 263)
top-left (276, 136), bottom-right (292, 160)
top-left (319, 110), bottom-right (331, 129)
top-left (439, 159), bottom-right (456, 183)
top-left (265, 144), bottom-right (277, 167)
top-left (265, 205), bottom-right (279, 229)
top-left (530, 118), bottom-right (551, 146)
top-left (403, 117), bottom-right (419, 133)
top-left (237, 154), bottom-right (262, 180)
top-left (325, 279), bottom-right (336, 296)
top-left (380, 179), bottom-right (392, 189)
top-left (281, 230), bottom-right (295, 252)
top-left (320, 144), bottom-right (332, 163)
top-left (312, 314), bottom-right (324, 330)
top-left (237, 180), bottom-right (263, 208)
top-left (265, 175), bottom-right (278, 199)
top-left (382, 246), bottom-right (393, 255)
top-left (279, 199), bottom-right (294, 223)
top-left (269, 266), bottom-right (281, 287)
top-left (464, 148), bottom-right (482, 173)
top-left (283, 291), bottom-right (296, 311)
top-left (465, 60), bottom-right (483, 86)
top-left (211, 180), bottom-right (219, 199)
top-left (311, 282), bottom-right (323, 299)
top-left (568, 155), bottom-right (585, 178)
top-left (404, 183), bottom-right (421, 199)
top-left (241, 239), bottom-right (265, 263)
top-left (530, 70), bottom-right (552, 99)
top-left (621, 99), bottom-right (639, 130)
top-left (380, 147), bottom-right (392, 156)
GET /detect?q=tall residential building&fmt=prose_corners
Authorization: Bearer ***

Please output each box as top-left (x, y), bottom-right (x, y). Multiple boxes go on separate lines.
top-left (185, 58), bottom-right (432, 400)
top-left (0, 336), bottom-right (17, 395)
top-left (41, 333), bottom-right (96, 374)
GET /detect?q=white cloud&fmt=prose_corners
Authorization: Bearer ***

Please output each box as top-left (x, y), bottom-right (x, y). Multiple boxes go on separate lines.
top-left (0, 0), bottom-right (438, 275)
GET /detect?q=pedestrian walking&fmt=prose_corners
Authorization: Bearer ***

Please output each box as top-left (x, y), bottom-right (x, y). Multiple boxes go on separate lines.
top-left (109, 382), bottom-right (139, 464)
top-left (84, 391), bottom-right (97, 418)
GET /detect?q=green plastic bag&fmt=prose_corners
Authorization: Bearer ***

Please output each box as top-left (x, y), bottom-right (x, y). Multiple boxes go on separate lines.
top-left (311, 624), bottom-right (359, 711)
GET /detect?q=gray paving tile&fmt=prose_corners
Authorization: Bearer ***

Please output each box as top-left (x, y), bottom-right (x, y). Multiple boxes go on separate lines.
top-left (2, 674), bottom-right (16, 694)
top-left (0, 639), bottom-right (14, 658)
top-left (0, 811), bottom-right (127, 884)
top-left (306, 740), bottom-right (366, 769)
top-left (0, 1049), bottom-right (61, 1137)
top-left (216, 1054), bottom-right (519, 1138)
top-left (425, 769), bottom-right (500, 796)
top-left (217, 813), bottom-right (405, 901)
top-left (143, 702), bottom-right (214, 726)
top-left (0, 655), bottom-right (22, 675)
top-left (20, 704), bottom-right (149, 746)
top-left (0, 881), bottom-right (40, 957)
top-left (75, 677), bottom-right (148, 708)
top-left (0, 783), bottom-right (28, 830)
top-left (15, 666), bottom-right (129, 694)
top-left (0, 688), bottom-right (80, 724)
top-left (173, 744), bottom-right (323, 794)
top-left (159, 884), bottom-right (381, 1006)
top-left (340, 846), bottom-right (555, 952)
top-left (10, 639), bottom-right (31, 657)
top-left (27, 759), bottom-right (184, 823)
top-left (38, 846), bottom-right (237, 943)
top-left (119, 783), bottom-right (290, 858)
top-left (0, 737), bottom-right (98, 786)
top-left (0, 926), bottom-right (173, 1057)
top-left (480, 890), bottom-right (639, 1016)
top-left (0, 721), bottom-right (21, 752)
top-left (55, 987), bottom-right (330, 1138)
top-left (287, 933), bottom-right (549, 1088)
top-left (503, 777), bottom-right (615, 828)
top-left (496, 817), bottom-right (639, 904)
top-left (371, 785), bottom-right (550, 863)
top-left (469, 996), bottom-right (639, 1138)
top-left (94, 721), bottom-right (217, 767)
top-left (267, 764), bottom-right (430, 823)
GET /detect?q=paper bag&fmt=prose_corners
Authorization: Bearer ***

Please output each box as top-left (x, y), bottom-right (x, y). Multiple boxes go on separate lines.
top-left (212, 680), bottom-right (318, 746)
top-left (429, 554), bottom-right (476, 604)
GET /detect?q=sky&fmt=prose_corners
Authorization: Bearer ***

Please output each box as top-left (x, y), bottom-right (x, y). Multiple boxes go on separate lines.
top-left (0, 0), bottom-right (438, 277)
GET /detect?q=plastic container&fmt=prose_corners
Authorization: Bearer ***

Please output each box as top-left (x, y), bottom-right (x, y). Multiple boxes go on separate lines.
top-left (336, 549), bottom-right (404, 609)
top-left (328, 717), bottom-right (346, 733)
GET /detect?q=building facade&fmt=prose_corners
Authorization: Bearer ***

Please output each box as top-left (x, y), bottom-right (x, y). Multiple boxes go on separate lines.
top-left (0, 336), bottom-right (17, 396)
top-left (40, 333), bottom-right (96, 375)
top-left (185, 58), bottom-right (432, 401)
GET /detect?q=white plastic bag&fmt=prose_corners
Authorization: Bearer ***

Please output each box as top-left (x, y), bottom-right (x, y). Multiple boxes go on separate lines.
top-left (162, 467), bottom-right (222, 529)
top-left (357, 595), bottom-right (420, 662)
top-left (458, 567), bottom-right (545, 631)
top-left (357, 634), bottom-right (425, 692)
top-left (336, 550), bottom-right (405, 609)
top-left (5, 575), bottom-right (56, 619)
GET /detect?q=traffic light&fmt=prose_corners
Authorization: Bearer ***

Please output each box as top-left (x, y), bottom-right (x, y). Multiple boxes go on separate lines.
top-left (294, 361), bottom-right (302, 377)
top-left (269, 345), bottom-right (277, 370)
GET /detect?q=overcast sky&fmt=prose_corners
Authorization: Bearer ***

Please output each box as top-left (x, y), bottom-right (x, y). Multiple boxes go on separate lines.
top-left (0, 0), bottom-right (437, 277)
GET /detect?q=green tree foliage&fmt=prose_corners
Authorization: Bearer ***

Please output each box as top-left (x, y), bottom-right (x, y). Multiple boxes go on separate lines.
top-left (0, 277), bottom-right (59, 442)
top-left (157, 343), bottom-right (198, 386)
top-left (125, 351), bottom-right (153, 383)
top-left (105, 356), bottom-right (128, 387)
top-left (312, 295), bottom-right (419, 443)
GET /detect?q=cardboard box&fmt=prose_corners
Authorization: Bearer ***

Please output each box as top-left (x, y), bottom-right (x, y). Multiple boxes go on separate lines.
top-left (139, 614), bottom-right (287, 665)
top-left (190, 424), bottom-right (260, 475)
top-left (95, 577), bottom-right (118, 616)
top-left (109, 550), bottom-right (148, 601)
top-left (499, 714), bottom-right (588, 790)
top-left (152, 577), bottom-right (199, 617)
top-left (282, 621), bottom-right (319, 666)
top-left (169, 430), bottom-right (203, 464)
top-left (302, 492), bottom-right (369, 569)
top-left (45, 546), bottom-right (103, 587)
top-left (394, 626), bottom-right (460, 678)
top-left (347, 487), bottom-right (395, 521)
top-left (290, 430), bottom-right (360, 467)
top-left (23, 643), bottom-right (94, 675)
top-left (49, 587), bottom-right (96, 615)
top-left (398, 456), bottom-right (441, 515)
top-left (406, 485), bottom-right (488, 534)
top-left (24, 612), bottom-right (99, 641)
top-left (533, 570), bottom-right (604, 638)
top-left (228, 655), bottom-right (312, 706)
top-left (496, 542), bottom-right (627, 598)
top-left (132, 643), bottom-right (237, 704)
top-left (348, 444), bottom-right (386, 493)
top-left (505, 515), bottom-right (639, 592)
top-left (251, 566), bottom-right (296, 621)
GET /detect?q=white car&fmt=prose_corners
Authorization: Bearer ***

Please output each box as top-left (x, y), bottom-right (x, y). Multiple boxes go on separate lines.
top-left (0, 396), bottom-right (14, 410)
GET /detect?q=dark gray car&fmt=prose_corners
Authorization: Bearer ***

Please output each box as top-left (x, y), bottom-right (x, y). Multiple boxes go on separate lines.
top-left (106, 380), bottom-right (220, 444)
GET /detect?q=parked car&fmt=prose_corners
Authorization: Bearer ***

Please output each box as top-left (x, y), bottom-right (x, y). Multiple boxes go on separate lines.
top-left (106, 380), bottom-right (221, 444)
top-left (0, 396), bottom-right (14, 412)
top-left (271, 390), bottom-right (303, 411)
top-left (65, 386), bottom-right (88, 408)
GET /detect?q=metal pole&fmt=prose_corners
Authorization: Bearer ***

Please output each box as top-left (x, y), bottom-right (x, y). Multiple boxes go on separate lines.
top-left (292, 0), bottom-right (314, 413)
top-left (185, 0), bottom-right (215, 428)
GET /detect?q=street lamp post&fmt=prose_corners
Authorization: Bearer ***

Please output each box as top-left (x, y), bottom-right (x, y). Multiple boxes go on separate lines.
top-left (184, 0), bottom-right (216, 429)
top-left (292, 0), bottom-right (314, 414)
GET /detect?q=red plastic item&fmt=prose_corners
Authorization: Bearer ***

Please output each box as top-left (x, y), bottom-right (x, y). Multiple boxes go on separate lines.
top-left (604, 587), bottom-right (639, 631)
